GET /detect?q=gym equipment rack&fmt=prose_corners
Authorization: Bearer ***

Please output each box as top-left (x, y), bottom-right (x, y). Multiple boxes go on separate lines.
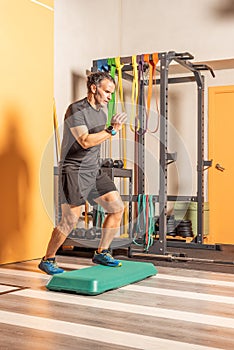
top-left (92, 50), bottom-right (220, 255)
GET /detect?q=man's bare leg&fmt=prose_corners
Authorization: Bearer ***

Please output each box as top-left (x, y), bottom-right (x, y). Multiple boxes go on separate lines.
top-left (94, 191), bottom-right (124, 256)
top-left (97, 211), bottom-right (123, 252)
top-left (44, 204), bottom-right (81, 259)
top-left (44, 227), bottom-right (67, 259)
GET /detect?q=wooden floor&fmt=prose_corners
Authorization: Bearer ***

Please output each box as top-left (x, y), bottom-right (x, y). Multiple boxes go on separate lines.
top-left (0, 255), bottom-right (234, 350)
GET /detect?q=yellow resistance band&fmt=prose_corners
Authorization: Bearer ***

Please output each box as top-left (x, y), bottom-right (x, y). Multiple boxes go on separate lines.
top-left (107, 58), bottom-right (117, 159)
top-left (53, 99), bottom-right (61, 163)
top-left (115, 56), bottom-right (127, 167)
top-left (115, 57), bottom-right (125, 112)
top-left (115, 56), bottom-right (128, 237)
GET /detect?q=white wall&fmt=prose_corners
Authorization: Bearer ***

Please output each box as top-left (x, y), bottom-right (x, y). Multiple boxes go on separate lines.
top-left (54, 0), bottom-right (121, 120)
top-left (54, 0), bottom-right (234, 201)
top-left (121, 0), bottom-right (234, 60)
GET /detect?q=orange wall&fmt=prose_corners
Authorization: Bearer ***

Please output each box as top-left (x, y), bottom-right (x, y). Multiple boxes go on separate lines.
top-left (0, 0), bottom-right (54, 264)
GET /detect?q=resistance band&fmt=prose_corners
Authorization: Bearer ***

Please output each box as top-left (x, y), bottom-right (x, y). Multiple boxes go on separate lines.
top-left (135, 54), bottom-right (147, 136)
top-left (90, 59), bottom-right (110, 223)
top-left (107, 58), bottom-right (116, 126)
top-left (106, 58), bottom-right (117, 159)
top-left (147, 195), bottom-right (155, 250)
top-left (143, 53), bottom-right (160, 133)
top-left (115, 56), bottom-right (129, 237)
top-left (129, 55), bottom-right (141, 216)
top-left (130, 55), bottom-right (139, 132)
top-left (94, 59), bottom-right (113, 222)
top-left (133, 194), bottom-right (154, 251)
top-left (53, 99), bottom-right (61, 164)
top-left (94, 204), bottom-right (105, 229)
top-left (115, 56), bottom-right (127, 166)
top-left (115, 57), bottom-right (125, 112)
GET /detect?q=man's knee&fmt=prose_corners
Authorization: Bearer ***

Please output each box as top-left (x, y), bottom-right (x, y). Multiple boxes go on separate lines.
top-left (108, 201), bottom-right (124, 222)
top-left (116, 201), bottom-right (124, 215)
top-left (113, 207), bottom-right (124, 222)
top-left (96, 191), bottom-right (124, 214)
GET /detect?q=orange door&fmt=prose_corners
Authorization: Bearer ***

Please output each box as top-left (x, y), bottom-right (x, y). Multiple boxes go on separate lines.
top-left (208, 85), bottom-right (234, 244)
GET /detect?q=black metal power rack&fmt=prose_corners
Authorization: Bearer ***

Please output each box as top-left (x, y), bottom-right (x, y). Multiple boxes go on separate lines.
top-left (92, 50), bottom-right (220, 255)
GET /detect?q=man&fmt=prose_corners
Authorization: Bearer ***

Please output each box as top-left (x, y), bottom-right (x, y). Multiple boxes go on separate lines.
top-left (39, 71), bottom-right (127, 275)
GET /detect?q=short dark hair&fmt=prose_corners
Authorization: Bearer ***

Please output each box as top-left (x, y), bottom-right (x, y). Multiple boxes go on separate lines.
top-left (87, 71), bottom-right (115, 93)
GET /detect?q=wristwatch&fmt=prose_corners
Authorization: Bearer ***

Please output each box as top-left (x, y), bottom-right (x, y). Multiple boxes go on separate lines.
top-left (105, 125), bottom-right (117, 136)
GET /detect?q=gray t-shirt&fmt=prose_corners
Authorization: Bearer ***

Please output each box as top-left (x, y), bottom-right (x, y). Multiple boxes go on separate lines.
top-left (60, 97), bottom-right (107, 172)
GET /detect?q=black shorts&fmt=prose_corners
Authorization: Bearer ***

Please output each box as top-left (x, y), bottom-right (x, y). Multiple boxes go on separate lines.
top-left (59, 168), bottom-right (117, 206)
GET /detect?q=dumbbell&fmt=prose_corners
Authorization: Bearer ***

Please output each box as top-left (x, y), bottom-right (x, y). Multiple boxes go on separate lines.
top-left (82, 211), bottom-right (93, 217)
top-left (113, 159), bottom-right (124, 168)
top-left (101, 158), bottom-right (114, 168)
top-left (101, 158), bottom-right (124, 168)
top-left (70, 228), bottom-right (86, 239)
top-left (85, 227), bottom-right (96, 240)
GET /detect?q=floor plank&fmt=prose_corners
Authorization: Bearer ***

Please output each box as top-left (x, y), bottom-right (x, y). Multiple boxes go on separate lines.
top-left (0, 255), bottom-right (234, 350)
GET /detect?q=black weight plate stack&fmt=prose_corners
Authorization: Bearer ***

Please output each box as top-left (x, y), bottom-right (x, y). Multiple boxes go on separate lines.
top-left (167, 215), bottom-right (177, 237)
top-left (177, 220), bottom-right (193, 238)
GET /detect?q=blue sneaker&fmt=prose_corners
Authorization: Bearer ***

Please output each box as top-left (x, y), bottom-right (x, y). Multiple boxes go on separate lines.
top-left (38, 257), bottom-right (64, 275)
top-left (92, 250), bottom-right (122, 267)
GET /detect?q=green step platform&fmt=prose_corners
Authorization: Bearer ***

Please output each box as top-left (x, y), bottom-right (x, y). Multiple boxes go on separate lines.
top-left (46, 260), bottom-right (157, 295)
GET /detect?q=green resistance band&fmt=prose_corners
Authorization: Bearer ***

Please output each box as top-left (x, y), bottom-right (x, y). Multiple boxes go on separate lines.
top-left (133, 194), bottom-right (154, 251)
top-left (107, 58), bottom-right (116, 126)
